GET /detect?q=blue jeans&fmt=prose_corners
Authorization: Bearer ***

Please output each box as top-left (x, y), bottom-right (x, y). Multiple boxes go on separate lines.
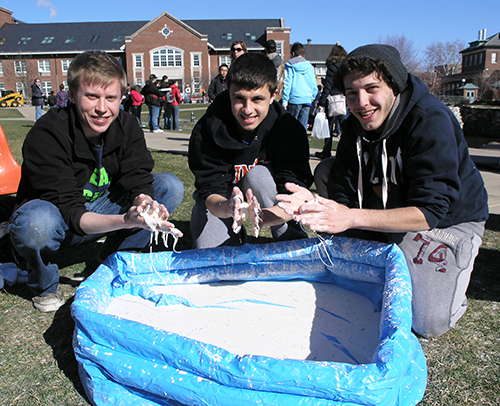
top-left (287, 103), bottom-right (310, 131)
top-left (9, 173), bottom-right (184, 296)
top-left (148, 104), bottom-right (160, 131)
top-left (164, 104), bottom-right (180, 130)
top-left (35, 105), bottom-right (44, 121)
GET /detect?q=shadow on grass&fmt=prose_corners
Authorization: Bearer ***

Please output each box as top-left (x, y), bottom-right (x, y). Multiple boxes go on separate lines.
top-left (467, 214), bottom-right (500, 302)
top-left (43, 297), bottom-right (89, 402)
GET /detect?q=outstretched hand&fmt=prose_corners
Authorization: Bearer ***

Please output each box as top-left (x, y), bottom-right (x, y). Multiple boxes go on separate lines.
top-left (276, 182), bottom-right (315, 217)
top-left (230, 187), bottom-right (263, 237)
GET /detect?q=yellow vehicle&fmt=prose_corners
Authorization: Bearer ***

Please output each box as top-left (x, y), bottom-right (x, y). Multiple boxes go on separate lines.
top-left (0, 90), bottom-right (24, 107)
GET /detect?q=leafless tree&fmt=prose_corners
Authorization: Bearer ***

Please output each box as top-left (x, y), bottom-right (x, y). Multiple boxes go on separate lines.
top-left (423, 39), bottom-right (466, 75)
top-left (377, 34), bottom-right (421, 73)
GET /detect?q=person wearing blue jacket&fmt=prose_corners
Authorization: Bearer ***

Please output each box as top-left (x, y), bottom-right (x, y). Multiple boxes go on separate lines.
top-left (282, 42), bottom-right (318, 130)
top-left (277, 44), bottom-right (488, 338)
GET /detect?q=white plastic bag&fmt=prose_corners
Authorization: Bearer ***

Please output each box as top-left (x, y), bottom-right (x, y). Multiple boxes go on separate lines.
top-left (327, 94), bottom-right (347, 117)
top-left (311, 111), bottom-right (330, 139)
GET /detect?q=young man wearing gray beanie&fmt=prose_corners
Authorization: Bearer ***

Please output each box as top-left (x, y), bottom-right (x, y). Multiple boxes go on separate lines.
top-left (277, 44), bottom-right (488, 338)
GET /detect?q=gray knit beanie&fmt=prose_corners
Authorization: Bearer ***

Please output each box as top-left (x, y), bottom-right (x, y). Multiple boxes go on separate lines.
top-left (348, 44), bottom-right (408, 93)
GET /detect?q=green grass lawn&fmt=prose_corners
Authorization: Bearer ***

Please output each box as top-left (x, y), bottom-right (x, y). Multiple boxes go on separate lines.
top-left (0, 110), bottom-right (499, 405)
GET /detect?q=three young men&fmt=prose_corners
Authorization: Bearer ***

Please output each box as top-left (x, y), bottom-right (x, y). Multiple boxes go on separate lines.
top-left (9, 51), bottom-right (184, 312)
top-left (277, 44), bottom-right (488, 338)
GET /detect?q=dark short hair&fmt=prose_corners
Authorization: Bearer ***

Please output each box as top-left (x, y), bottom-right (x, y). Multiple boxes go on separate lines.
top-left (219, 64), bottom-right (229, 71)
top-left (291, 42), bottom-right (305, 57)
top-left (334, 57), bottom-right (401, 96)
top-left (226, 53), bottom-right (277, 94)
top-left (266, 39), bottom-right (277, 53)
top-left (68, 51), bottom-right (127, 97)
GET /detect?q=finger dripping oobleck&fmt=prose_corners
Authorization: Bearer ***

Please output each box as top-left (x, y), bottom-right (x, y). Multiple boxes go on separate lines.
top-left (72, 237), bottom-right (427, 406)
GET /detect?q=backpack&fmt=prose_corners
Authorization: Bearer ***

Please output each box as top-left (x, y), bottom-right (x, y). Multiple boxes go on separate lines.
top-left (327, 94), bottom-right (347, 117)
top-left (165, 90), bottom-right (175, 104)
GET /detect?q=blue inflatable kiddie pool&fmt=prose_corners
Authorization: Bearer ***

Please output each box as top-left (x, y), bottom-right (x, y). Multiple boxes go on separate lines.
top-left (72, 237), bottom-right (427, 405)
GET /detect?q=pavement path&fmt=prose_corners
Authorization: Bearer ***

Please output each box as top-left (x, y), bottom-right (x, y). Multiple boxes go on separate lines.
top-left (12, 105), bottom-right (500, 215)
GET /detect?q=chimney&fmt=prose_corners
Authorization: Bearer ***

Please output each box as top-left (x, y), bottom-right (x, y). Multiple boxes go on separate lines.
top-left (478, 29), bottom-right (487, 40)
top-left (307, 38), bottom-right (312, 45)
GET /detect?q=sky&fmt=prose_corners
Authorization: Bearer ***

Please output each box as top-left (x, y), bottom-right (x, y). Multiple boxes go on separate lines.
top-left (2, 0), bottom-right (499, 58)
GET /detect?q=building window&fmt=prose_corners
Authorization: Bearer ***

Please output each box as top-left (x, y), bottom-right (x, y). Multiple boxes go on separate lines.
top-left (14, 60), bottom-right (27, 74)
top-left (16, 82), bottom-right (26, 95)
top-left (134, 54), bottom-right (143, 68)
top-left (38, 60), bottom-right (51, 73)
top-left (41, 36), bottom-right (54, 44)
top-left (64, 36), bottom-right (77, 44)
top-left (0, 38), bottom-right (7, 45)
top-left (152, 48), bottom-right (182, 67)
top-left (193, 76), bottom-right (201, 93)
top-left (0, 61), bottom-right (3, 75)
top-left (112, 35), bottom-right (125, 43)
top-left (41, 81), bottom-right (52, 94)
top-left (61, 59), bottom-right (72, 73)
top-left (18, 37), bottom-right (31, 45)
top-left (88, 35), bottom-right (100, 43)
top-left (0, 83), bottom-right (5, 91)
top-left (492, 53), bottom-right (498, 64)
top-left (219, 56), bottom-right (231, 67)
top-left (192, 53), bottom-right (201, 67)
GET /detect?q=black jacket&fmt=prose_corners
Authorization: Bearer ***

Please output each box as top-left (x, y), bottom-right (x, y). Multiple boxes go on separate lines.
top-left (318, 61), bottom-right (343, 108)
top-left (141, 80), bottom-right (163, 107)
top-left (332, 74), bottom-right (488, 229)
top-left (208, 75), bottom-right (227, 101)
top-left (189, 90), bottom-right (313, 200)
top-left (16, 105), bottom-right (155, 236)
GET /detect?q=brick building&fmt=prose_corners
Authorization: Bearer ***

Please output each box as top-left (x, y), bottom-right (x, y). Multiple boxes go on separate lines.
top-left (440, 29), bottom-right (500, 101)
top-left (0, 7), bottom-right (290, 101)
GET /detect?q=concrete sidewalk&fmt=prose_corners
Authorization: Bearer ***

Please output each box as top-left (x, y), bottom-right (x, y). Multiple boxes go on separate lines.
top-left (144, 128), bottom-right (500, 215)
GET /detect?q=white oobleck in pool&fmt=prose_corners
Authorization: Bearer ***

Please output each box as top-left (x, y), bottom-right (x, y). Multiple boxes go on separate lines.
top-left (105, 280), bottom-right (380, 364)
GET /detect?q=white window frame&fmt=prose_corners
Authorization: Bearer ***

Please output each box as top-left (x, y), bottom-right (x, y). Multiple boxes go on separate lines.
top-left (152, 47), bottom-right (183, 68)
top-left (41, 81), bottom-right (52, 94)
top-left (38, 60), bottom-right (51, 73)
top-left (14, 60), bottom-right (27, 74)
top-left (16, 82), bottom-right (26, 94)
top-left (191, 52), bottom-right (201, 67)
top-left (61, 59), bottom-right (72, 73)
top-left (0, 61), bottom-right (3, 76)
top-left (219, 56), bottom-right (231, 67)
top-left (492, 52), bottom-right (498, 64)
top-left (134, 54), bottom-right (143, 68)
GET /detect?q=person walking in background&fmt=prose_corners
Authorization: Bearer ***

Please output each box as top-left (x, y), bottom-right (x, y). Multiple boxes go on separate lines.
top-left (47, 91), bottom-right (57, 109)
top-left (129, 85), bottom-right (144, 126)
top-left (141, 74), bottom-right (164, 133)
top-left (230, 41), bottom-right (247, 61)
top-left (31, 78), bottom-right (45, 120)
top-left (164, 80), bottom-right (182, 131)
top-left (315, 43), bottom-right (349, 159)
top-left (208, 64), bottom-right (228, 101)
top-left (56, 83), bottom-right (69, 108)
top-left (265, 39), bottom-right (285, 102)
top-left (282, 42), bottom-right (318, 130)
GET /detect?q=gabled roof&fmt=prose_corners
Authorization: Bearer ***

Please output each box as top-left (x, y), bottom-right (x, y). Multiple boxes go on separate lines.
top-left (462, 32), bottom-right (500, 53)
top-left (183, 19), bottom-right (283, 50)
top-left (303, 44), bottom-right (336, 64)
top-left (0, 21), bottom-right (147, 55)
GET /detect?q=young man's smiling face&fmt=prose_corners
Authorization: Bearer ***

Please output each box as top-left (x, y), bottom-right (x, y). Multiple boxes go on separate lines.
top-left (229, 85), bottom-right (277, 132)
top-left (344, 71), bottom-right (397, 133)
top-left (72, 79), bottom-right (122, 141)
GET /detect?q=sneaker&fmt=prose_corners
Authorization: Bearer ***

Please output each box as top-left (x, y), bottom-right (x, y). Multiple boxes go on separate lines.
top-left (32, 291), bottom-right (65, 313)
top-left (153, 129), bottom-right (164, 133)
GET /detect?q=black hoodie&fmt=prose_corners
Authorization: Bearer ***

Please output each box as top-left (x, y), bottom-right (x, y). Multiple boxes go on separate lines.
top-left (189, 90), bottom-right (313, 200)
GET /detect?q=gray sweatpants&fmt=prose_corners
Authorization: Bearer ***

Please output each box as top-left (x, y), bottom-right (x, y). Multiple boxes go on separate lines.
top-left (191, 165), bottom-right (307, 249)
top-left (314, 156), bottom-right (485, 338)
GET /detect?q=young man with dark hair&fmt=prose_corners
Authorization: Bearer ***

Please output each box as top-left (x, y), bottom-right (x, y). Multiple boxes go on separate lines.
top-left (277, 44), bottom-right (488, 338)
top-left (282, 42), bottom-right (318, 130)
top-left (189, 52), bottom-right (313, 249)
top-left (9, 51), bottom-right (184, 312)
top-left (208, 64), bottom-right (229, 101)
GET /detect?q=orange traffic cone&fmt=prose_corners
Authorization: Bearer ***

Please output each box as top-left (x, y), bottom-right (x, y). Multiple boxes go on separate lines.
top-left (0, 123), bottom-right (21, 195)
